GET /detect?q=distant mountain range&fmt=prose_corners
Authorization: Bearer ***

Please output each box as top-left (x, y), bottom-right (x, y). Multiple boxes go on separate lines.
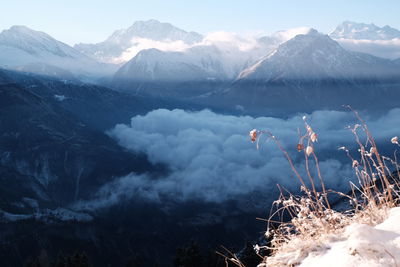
top-left (238, 29), bottom-right (399, 82)
top-left (112, 27), bottom-right (400, 104)
top-left (217, 29), bottom-right (400, 114)
top-left (111, 27), bottom-right (316, 85)
top-left (330, 21), bottom-right (400, 40)
top-left (108, 21), bottom-right (400, 94)
top-left (329, 21), bottom-right (400, 59)
top-left (0, 20), bottom-right (399, 96)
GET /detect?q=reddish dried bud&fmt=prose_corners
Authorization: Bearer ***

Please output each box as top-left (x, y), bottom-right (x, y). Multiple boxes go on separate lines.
top-left (297, 144), bottom-right (304, 152)
top-left (249, 129), bottom-right (257, 142)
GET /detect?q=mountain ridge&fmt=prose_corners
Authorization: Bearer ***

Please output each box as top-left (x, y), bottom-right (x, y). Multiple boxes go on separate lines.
top-left (330, 21), bottom-right (400, 40)
top-left (0, 25), bottom-right (117, 82)
top-left (238, 29), bottom-right (400, 82)
top-left (74, 19), bottom-right (203, 63)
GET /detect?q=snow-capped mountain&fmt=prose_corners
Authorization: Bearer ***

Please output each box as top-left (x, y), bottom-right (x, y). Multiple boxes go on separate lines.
top-left (113, 41), bottom-right (271, 85)
top-left (75, 20), bottom-right (317, 68)
top-left (0, 25), bottom-right (83, 58)
top-left (74, 19), bottom-right (203, 64)
top-left (212, 29), bottom-right (400, 115)
top-left (330, 21), bottom-right (400, 40)
top-left (112, 35), bottom-right (281, 95)
top-left (0, 25), bottom-right (117, 81)
top-left (238, 29), bottom-right (399, 82)
top-left (113, 27), bottom-right (400, 98)
top-left (113, 27), bottom-right (336, 84)
top-left (329, 21), bottom-right (400, 59)
top-left (114, 47), bottom-right (227, 83)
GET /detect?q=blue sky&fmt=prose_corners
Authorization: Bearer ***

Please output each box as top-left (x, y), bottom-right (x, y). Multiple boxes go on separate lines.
top-left (2, 0), bottom-right (399, 45)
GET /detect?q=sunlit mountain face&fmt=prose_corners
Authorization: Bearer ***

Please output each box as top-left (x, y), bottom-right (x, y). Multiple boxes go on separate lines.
top-left (0, 17), bottom-right (400, 266)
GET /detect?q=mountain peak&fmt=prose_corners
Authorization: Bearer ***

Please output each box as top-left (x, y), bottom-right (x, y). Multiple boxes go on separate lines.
top-left (106, 19), bottom-right (202, 44)
top-left (0, 25), bottom-right (62, 56)
top-left (282, 29), bottom-right (333, 49)
top-left (306, 28), bottom-right (320, 35)
top-left (269, 27), bottom-right (316, 43)
top-left (74, 20), bottom-right (203, 63)
top-left (296, 28), bottom-right (321, 38)
top-left (237, 33), bottom-right (355, 81)
top-left (137, 19), bottom-right (160, 23)
top-left (238, 27), bottom-right (400, 84)
top-left (0, 25), bottom-right (104, 74)
top-left (8, 25), bottom-right (34, 32)
top-left (131, 19), bottom-right (168, 27)
top-left (1, 25), bottom-right (51, 40)
top-left (330, 21), bottom-right (400, 40)
top-left (124, 19), bottom-right (175, 34)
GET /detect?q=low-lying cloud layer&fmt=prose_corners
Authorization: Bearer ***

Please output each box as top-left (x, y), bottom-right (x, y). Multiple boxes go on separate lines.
top-left (114, 31), bottom-right (267, 64)
top-left (335, 38), bottom-right (400, 59)
top-left (76, 109), bottom-right (400, 210)
top-left (116, 37), bottom-right (192, 64)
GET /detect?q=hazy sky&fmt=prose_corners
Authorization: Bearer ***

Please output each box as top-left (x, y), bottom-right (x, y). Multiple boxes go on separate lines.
top-left (1, 0), bottom-right (399, 45)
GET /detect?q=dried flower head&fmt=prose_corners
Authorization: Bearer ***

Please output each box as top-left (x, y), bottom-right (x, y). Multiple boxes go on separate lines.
top-left (352, 160), bottom-right (359, 168)
top-left (370, 147), bottom-right (376, 154)
top-left (391, 136), bottom-right (398, 145)
top-left (249, 129), bottom-right (257, 142)
top-left (310, 132), bottom-right (318, 143)
top-left (306, 146), bottom-right (313, 156)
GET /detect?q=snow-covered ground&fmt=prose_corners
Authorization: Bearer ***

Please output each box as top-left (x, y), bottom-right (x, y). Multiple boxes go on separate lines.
top-left (264, 207), bottom-right (400, 267)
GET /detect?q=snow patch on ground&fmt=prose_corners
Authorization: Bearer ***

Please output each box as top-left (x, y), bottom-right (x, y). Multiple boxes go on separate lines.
top-left (54, 94), bottom-right (66, 101)
top-left (265, 207), bottom-right (400, 267)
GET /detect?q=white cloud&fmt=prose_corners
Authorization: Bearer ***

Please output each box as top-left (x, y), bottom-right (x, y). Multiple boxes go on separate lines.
top-left (199, 31), bottom-right (261, 51)
top-left (271, 27), bottom-right (313, 42)
top-left (114, 37), bottom-right (192, 63)
top-left (75, 108), bottom-right (400, 210)
top-left (113, 31), bottom-right (269, 64)
top-left (112, 28), bottom-right (400, 66)
top-left (335, 38), bottom-right (400, 59)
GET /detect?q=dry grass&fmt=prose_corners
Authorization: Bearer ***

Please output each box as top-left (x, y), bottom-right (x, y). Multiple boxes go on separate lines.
top-left (221, 107), bottom-right (400, 267)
